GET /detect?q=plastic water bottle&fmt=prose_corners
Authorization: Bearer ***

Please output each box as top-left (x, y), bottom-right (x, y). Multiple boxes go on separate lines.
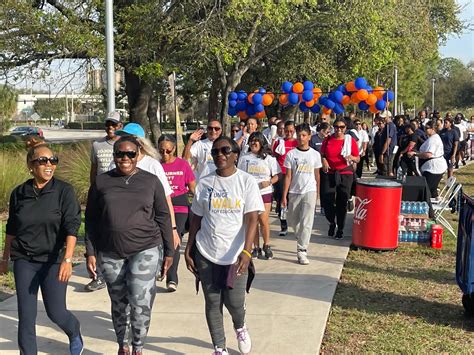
top-left (400, 201), bottom-right (405, 214)
top-left (397, 166), bottom-right (403, 181)
top-left (415, 202), bottom-right (421, 214)
top-left (406, 202), bottom-right (412, 214)
top-left (422, 202), bottom-right (429, 215)
top-left (280, 207), bottom-right (288, 220)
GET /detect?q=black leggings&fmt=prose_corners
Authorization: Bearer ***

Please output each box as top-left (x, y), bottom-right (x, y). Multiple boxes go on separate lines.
top-left (14, 259), bottom-right (80, 355)
top-left (272, 175), bottom-right (288, 230)
top-left (422, 171), bottom-right (443, 198)
top-left (166, 212), bottom-right (188, 285)
top-left (320, 172), bottom-right (353, 231)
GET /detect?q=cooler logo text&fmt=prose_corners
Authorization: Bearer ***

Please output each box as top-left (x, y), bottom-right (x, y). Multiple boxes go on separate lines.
top-left (354, 197), bottom-right (372, 224)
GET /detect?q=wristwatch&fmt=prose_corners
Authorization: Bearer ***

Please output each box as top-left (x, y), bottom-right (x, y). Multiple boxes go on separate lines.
top-left (63, 258), bottom-right (72, 263)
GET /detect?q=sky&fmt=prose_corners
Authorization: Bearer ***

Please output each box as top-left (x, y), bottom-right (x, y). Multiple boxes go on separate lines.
top-left (439, 0), bottom-right (474, 64)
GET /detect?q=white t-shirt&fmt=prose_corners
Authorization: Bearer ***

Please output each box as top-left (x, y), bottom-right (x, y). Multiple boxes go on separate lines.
top-left (369, 126), bottom-right (379, 145)
top-left (419, 134), bottom-right (447, 174)
top-left (191, 169), bottom-right (265, 265)
top-left (190, 138), bottom-right (216, 181)
top-left (283, 147), bottom-right (322, 194)
top-left (356, 129), bottom-right (370, 152)
top-left (237, 152), bottom-right (281, 195)
top-left (455, 123), bottom-right (468, 141)
top-left (109, 155), bottom-right (173, 196)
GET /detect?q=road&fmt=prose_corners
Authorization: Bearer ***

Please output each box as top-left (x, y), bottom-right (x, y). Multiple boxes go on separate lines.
top-left (41, 127), bottom-right (105, 143)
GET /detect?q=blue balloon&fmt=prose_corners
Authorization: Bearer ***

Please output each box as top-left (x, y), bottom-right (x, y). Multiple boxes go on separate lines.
top-left (337, 84), bottom-right (346, 92)
top-left (255, 104), bottom-right (264, 113)
top-left (333, 104), bottom-right (344, 115)
top-left (358, 101), bottom-right (369, 111)
top-left (229, 100), bottom-right (237, 108)
top-left (246, 106), bottom-right (256, 116)
top-left (332, 91), bottom-right (344, 103)
top-left (282, 81), bottom-right (293, 94)
top-left (366, 85), bottom-right (373, 93)
top-left (319, 96), bottom-right (328, 105)
top-left (259, 88), bottom-right (266, 94)
top-left (355, 77), bottom-right (367, 90)
top-left (228, 107), bottom-right (237, 116)
top-left (288, 92), bottom-right (299, 105)
top-left (325, 99), bottom-right (335, 109)
top-left (252, 93), bottom-right (263, 105)
top-left (299, 102), bottom-right (310, 112)
top-left (303, 81), bottom-right (314, 91)
top-left (310, 104), bottom-right (321, 113)
top-left (228, 92), bottom-right (238, 101)
top-left (383, 90), bottom-right (394, 102)
top-left (236, 101), bottom-right (247, 111)
top-left (375, 99), bottom-right (387, 111)
top-left (237, 91), bottom-right (247, 101)
top-left (302, 90), bottom-right (314, 102)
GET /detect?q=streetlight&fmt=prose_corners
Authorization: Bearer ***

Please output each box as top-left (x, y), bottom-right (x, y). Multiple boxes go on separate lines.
top-left (394, 64), bottom-right (398, 116)
top-left (105, 0), bottom-right (115, 114)
top-left (431, 78), bottom-right (435, 112)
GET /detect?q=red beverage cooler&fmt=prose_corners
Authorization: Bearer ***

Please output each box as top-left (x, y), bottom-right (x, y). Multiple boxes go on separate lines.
top-left (352, 179), bottom-right (402, 251)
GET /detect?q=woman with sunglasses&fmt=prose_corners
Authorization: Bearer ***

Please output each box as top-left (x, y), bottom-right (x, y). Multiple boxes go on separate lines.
top-left (86, 136), bottom-right (173, 355)
top-left (1, 138), bottom-right (83, 355)
top-left (320, 118), bottom-right (360, 240)
top-left (158, 134), bottom-right (196, 292)
top-left (185, 136), bottom-right (264, 355)
top-left (237, 131), bottom-right (281, 259)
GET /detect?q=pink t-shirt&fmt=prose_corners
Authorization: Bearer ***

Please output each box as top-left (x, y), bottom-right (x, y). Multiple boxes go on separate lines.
top-left (162, 157), bottom-right (195, 213)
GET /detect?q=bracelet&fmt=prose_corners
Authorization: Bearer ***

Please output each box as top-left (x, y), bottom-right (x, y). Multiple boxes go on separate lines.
top-left (172, 226), bottom-right (177, 230)
top-left (241, 249), bottom-right (252, 258)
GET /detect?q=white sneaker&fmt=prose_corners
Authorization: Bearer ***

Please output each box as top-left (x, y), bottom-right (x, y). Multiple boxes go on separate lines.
top-left (212, 347), bottom-right (229, 355)
top-left (235, 325), bottom-right (252, 354)
top-left (297, 250), bottom-right (309, 265)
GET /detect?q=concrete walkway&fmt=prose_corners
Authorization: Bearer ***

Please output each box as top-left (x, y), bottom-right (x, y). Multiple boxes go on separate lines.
top-left (0, 210), bottom-right (352, 354)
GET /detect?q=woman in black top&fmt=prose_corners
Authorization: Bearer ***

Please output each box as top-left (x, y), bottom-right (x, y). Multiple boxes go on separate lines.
top-left (439, 117), bottom-right (460, 178)
top-left (1, 138), bottom-right (83, 355)
top-left (85, 136), bottom-right (173, 355)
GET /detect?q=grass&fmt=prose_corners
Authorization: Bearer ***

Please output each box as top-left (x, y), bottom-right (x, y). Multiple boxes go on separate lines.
top-left (0, 149), bottom-right (30, 212)
top-left (321, 164), bottom-right (474, 353)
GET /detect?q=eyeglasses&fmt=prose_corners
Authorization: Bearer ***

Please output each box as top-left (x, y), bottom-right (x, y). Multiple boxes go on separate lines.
top-left (105, 121), bottom-right (119, 127)
top-left (31, 156), bottom-right (59, 165)
top-left (114, 151), bottom-right (137, 159)
top-left (159, 148), bottom-right (174, 155)
top-left (355, 122), bottom-right (362, 125)
top-left (232, 129), bottom-right (240, 133)
top-left (207, 126), bottom-right (221, 132)
top-left (211, 146), bottom-right (235, 157)
top-left (333, 125), bottom-right (346, 130)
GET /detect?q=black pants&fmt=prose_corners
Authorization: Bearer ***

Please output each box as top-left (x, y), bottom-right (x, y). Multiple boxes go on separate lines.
top-left (320, 172), bottom-right (353, 231)
top-left (14, 259), bottom-right (80, 355)
top-left (422, 171), bottom-right (443, 198)
top-left (356, 159), bottom-right (364, 178)
top-left (272, 175), bottom-right (288, 230)
top-left (167, 212), bottom-right (188, 285)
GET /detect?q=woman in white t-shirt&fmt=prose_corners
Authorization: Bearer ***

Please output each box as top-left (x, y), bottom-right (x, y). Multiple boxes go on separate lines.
top-left (407, 121), bottom-right (447, 198)
top-left (185, 136), bottom-right (264, 355)
top-left (238, 132), bottom-right (281, 260)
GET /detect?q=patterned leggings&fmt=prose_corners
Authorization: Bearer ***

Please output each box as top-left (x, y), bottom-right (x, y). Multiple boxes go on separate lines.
top-left (98, 246), bottom-right (160, 351)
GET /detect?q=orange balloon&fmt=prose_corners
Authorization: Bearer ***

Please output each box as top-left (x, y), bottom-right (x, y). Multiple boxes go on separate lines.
top-left (269, 93), bottom-right (275, 100)
top-left (341, 95), bottom-right (351, 105)
top-left (322, 107), bottom-right (332, 114)
top-left (254, 89), bottom-right (260, 93)
top-left (351, 92), bottom-right (361, 104)
top-left (248, 93), bottom-right (255, 104)
top-left (313, 87), bottom-right (322, 96)
top-left (293, 82), bottom-right (304, 94)
top-left (279, 94), bottom-right (289, 105)
top-left (366, 93), bottom-right (377, 105)
top-left (369, 105), bottom-right (379, 114)
top-left (238, 111), bottom-right (248, 119)
top-left (373, 86), bottom-right (385, 99)
top-left (356, 89), bottom-right (368, 101)
top-left (346, 81), bottom-right (357, 93)
top-left (305, 99), bottom-right (315, 107)
top-left (262, 93), bottom-right (273, 106)
top-left (254, 111), bottom-right (266, 119)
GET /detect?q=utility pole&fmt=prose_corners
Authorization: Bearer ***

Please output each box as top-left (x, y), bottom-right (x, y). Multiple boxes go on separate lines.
top-left (431, 78), bottom-right (435, 112)
top-left (105, 0), bottom-right (115, 114)
top-left (394, 64), bottom-right (398, 116)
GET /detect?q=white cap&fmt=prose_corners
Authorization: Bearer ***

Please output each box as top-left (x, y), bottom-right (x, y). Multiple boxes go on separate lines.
top-left (105, 111), bottom-right (121, 123)
top-left (379, 110), bottom-right (392, 118)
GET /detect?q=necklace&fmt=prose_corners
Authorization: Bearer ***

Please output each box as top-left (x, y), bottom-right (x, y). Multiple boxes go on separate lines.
top-left (123, 169), bottom-right (138, 184)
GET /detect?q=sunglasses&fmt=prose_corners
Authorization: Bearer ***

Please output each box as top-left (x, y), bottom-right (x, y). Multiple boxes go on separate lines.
top-left (159, 148), bottom-right (174, 155)
top-left (207, 126), bottom-right (221, 132)
top-left (31, 156), bottom-right (59, 165)
top-left (211, 146), bottom-right (235, 157)
top-left (333, 125), bottom-right (346, 130)
top-left (114, 151), bottom-right (138, 159)
top-left (232, 129), bottom-right (240, 133)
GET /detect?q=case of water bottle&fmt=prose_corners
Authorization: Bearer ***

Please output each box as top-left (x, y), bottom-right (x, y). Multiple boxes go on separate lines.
top-left (398, 201), bottom-right (432, 244)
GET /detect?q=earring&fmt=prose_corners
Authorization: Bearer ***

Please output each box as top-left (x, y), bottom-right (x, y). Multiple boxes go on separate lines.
top-left (29, 169), bottom-right (33, 173)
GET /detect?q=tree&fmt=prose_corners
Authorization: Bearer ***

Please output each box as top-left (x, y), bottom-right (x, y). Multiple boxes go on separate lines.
top-left (0, 85), bottom-right (17, 132)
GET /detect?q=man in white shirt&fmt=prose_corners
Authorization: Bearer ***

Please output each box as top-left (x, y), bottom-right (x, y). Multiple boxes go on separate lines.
top-left (182, 119), bottom-right (222, 181)
top-left (262, 116), bottom-right (278, 143)
top-left (354, 119), bottom-right (370, 178)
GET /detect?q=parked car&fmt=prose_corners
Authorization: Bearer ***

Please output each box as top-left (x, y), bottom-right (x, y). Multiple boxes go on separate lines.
top-left (10, 126), bottom-right (44, 138)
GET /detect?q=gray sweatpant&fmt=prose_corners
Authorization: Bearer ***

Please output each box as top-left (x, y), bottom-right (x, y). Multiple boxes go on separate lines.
top-left (287, 191), bottom-right (317, 251)
top-left (195, 249), bottom-right (247, 349)
top-left (98, 246), bottom-right (160, 351)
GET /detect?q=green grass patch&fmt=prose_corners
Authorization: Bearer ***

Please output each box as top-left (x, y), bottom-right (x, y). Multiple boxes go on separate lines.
top-left (321, 164), bottom-right (474, 353)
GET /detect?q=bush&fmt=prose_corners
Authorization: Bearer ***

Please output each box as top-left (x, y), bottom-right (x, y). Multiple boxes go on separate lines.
top-left (0, 150), bottom-right (30, 212)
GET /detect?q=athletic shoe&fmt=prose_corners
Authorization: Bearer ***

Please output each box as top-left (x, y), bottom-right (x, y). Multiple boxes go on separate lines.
top-left (84, 277), bottom-right (106, 292)
top-left (132, 349), bottom-right (142, 355)
top-left (167, 281), bottom-right (177, 292)
top-left (262, 245), bottom-right (273, 259)
top-left (69, 333), bottom-right (83, 355)
top-left (235, 325), bottom-right (252, 354)
top-left (212, 347), bottom-right (229, 355)
top-left (251, 248), bottom-right (261, 259)
top-left (297, 249), bottom-right (309, 265)
top-left (118, 346), bottom-right (130, 355)
top-left (328, 223), bottom-right (336, 237)
top-left (279, 229), bottom-right (288, 236)
top-left (335, 230), bottom-right (344, 240)
top-left (347, 199), bottom-right (354, 212)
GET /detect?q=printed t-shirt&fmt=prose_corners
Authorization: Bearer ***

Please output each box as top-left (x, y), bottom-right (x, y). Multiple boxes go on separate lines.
top-left (320, 135), bottom-right (359, 175)
top-left (272, 138), bottom-right (298, 174)
top-left (419, 134), bottom-right (447, 174)
top-left (191, 169), bottom-right (264, 265)
top-left (283, 147), bottom-right (322, 194)
top-left (190, 138), bottom-right (216, 181)
top-left (381, 121), bottom-right (398, 153)
top-left (237, 153), bottom-right (281, 195)
top-left (309, 134), bottom-right (325, 153)
top-left (91, 137), bottom-right (115, 175)
top-left (162, 157), bottom-right (195, 213)
top-left (439, 128), bottom-right (460, 158)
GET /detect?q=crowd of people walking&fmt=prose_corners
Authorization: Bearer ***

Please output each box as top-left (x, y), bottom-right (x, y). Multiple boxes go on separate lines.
top-left (1, 108), bottom-right (473, 354)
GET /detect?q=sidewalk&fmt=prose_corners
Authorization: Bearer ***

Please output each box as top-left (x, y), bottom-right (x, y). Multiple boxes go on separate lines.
top-left (0, 211), bottom-right (352, 354)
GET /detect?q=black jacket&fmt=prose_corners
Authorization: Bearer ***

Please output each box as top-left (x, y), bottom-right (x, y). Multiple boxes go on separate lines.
top-left (6, 178), bottom-right (81, 263)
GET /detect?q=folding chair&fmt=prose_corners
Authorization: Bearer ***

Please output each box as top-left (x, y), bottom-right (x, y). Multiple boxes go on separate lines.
top-left (433, 183), bottom-right (462, 237)
top-left (435, 176), bottom-right (457, 204)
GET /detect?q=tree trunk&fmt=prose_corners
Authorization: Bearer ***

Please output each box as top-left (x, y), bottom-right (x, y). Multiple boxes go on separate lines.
top-left (208, 76), bottom-right (220, 121)
top-left (147, 90), bottom-right (161, 145)
top-left (280, 105), bottom-right (297, 121)
top-left (124, 69), bottom-right (152, 135)
top-left (220, 76), bottom-right (241, 136)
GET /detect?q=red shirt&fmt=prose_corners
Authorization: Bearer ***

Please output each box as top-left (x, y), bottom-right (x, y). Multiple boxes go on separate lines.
top-left (272, 138), bottom-right (298, 174)
top-left (320, 135), bottom-right (359, 174)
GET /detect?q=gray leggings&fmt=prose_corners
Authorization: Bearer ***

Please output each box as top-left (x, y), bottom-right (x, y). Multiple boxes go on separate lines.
top-left (98, 246), bottom-right (159, 351)
top-left (195, 249), bottom-right (247, 349)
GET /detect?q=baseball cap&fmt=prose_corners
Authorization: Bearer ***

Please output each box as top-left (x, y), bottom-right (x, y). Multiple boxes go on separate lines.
top-left (115, 123), bottom-right (145, 138)
top-left (379, 110), bottom-right (392, 118)
top-left (105, 111), bottom-right (121, 123)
